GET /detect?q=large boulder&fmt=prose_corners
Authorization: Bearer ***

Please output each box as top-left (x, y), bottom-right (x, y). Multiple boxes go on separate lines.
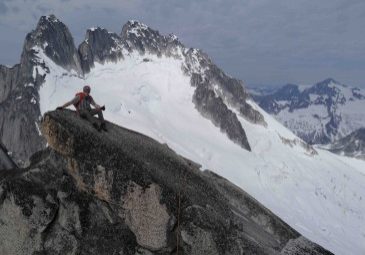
top-left (0, 110), bottom-right (332, 254)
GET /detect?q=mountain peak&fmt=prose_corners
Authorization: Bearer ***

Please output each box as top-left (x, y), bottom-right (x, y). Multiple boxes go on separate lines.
top-left (121, 20), bottom-right (181, 44)
top-left (126, 20), bottom-right (149, 30)
top-left (121, 20), bottom-right (159, 39)
top-left (168, 33), bottom-right (179, 41)
top-left (324, 78), bottom-right (336, 83)
top-left (87, 27), bottom-right (106, 33)
top-left (78, 26), bottom-right (126, 72)
top-left (34, 15), bottom-right (66, 37)
top-left (120, 20), bottom-right (184, 57)
top-left (40, 14), bottom-right (60, 24)
top-left (280, 83), bottom-right (300, 92)
top-left (316, 78), bottom-right (342, 87)
top-left (22, 14), bottom-right (82, 73)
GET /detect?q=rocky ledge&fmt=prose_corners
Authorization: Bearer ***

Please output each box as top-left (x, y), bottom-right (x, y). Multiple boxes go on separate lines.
top-left (0, 110), bottom-right (332, 254)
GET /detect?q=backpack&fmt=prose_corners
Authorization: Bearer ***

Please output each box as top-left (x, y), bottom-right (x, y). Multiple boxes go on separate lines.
top-left (73, 92), bottom-right (93, 111)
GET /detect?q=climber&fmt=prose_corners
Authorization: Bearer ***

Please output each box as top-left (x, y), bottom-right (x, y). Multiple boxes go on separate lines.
top-left (56, 85), bottom-right (107, 131)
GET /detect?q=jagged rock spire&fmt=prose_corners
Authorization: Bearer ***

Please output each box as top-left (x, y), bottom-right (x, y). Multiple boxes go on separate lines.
top-left (22, 14), bottom-right (82, 74)
top-left (78, 27), bottom-right (128, 73)
top-left (120, 20), bottom-right (184, 57)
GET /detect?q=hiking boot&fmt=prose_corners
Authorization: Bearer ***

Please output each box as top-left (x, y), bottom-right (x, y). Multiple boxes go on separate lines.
top-left (100, 122), bottom-right (107, 131)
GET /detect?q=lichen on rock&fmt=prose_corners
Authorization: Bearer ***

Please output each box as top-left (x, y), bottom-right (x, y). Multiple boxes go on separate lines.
top-left (121, 182), bottom-right (170, 251)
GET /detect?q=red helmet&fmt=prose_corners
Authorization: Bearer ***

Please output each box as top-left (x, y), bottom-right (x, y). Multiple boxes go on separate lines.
top-left (83, 85), bottom-right (91, 93)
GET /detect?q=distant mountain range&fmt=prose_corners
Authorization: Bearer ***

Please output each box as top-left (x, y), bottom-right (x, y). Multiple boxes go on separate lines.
top-left (249, 78), bottom-right (365, 145)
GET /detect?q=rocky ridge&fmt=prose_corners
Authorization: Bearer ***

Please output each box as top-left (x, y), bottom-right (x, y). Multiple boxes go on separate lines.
top-left (0, 110), bottom-right (332, 254)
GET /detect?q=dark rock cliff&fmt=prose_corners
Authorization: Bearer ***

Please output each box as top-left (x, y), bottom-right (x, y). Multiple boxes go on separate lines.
top-left (0, 14), bottom-right (83, 164)
top-left (329, 128), bottom-right (365, 160)
top-left (0, 58), bottom-right (45, 165)
top-left (0, 110), bottom-right (332, 254)
top-left (78, 27), bottom-right (129, 73)
top-left (0, 141), bottom-right (17, 170)
top-left (23, 15), bottom-right (82, 73)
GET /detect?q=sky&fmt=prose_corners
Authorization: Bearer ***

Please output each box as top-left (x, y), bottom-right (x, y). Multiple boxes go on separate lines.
top-left (0, 0), bottom-right (364, 87)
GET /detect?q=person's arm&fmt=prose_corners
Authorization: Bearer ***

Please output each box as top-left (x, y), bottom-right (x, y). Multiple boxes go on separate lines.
top-left (90, 97), bottom-right (101, 109)
top-left (57, 96), bottom-right (79, 109)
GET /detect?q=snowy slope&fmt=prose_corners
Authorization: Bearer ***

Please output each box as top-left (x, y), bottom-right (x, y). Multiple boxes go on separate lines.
top-left (32, 42), bottom-right (365, 255)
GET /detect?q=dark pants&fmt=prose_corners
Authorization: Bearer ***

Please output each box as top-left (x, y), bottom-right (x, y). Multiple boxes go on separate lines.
top-left (79, 108), bottom-right (104, 125)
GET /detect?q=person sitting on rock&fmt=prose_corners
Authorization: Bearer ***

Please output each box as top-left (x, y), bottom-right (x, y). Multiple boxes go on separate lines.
top-left (56, 85), bottom-right (107, 131)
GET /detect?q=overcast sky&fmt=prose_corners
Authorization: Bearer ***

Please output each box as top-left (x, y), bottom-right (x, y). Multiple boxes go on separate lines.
top-left (0, 0), bottom-right (364, 87)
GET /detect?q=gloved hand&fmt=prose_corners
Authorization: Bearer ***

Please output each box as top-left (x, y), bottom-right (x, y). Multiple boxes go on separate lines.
top-left (100, 105), bottom-right (106, 111)
top-left (56, 106), bottom-right (63, 110)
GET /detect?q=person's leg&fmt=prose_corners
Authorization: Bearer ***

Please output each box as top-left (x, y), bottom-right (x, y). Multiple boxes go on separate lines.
top-left (89, 108), bottom-right (105, 123)
top-left (79, 110), bottom-right (99, 128)
top-left (89, 108), bottom-right (107, 131)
